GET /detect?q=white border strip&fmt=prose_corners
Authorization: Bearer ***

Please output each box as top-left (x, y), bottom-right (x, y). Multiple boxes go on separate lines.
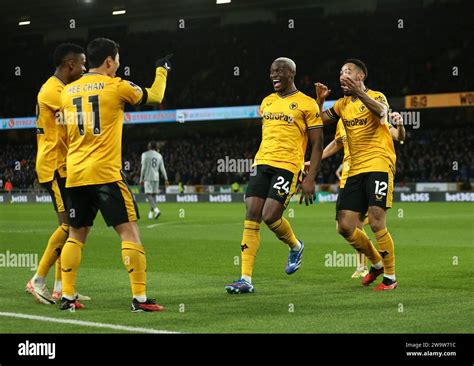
top-left (0, 312), bottom-right (179, 334)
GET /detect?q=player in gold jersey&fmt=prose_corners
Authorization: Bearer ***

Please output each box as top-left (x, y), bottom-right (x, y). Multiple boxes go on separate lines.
top-left (26, 43), bottom-right (88, 305)
top-left (225, 57), bottom-right (324, 294)
top-left (59, 38), bottom-right (171, 311)
top-left (305, 112), bottom-right (405, 278)
top-left (317, 59), bottom-right (401, 290)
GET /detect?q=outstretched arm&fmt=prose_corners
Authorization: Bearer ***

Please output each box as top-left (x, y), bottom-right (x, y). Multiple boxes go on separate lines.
top-left (141, 54), bottom-right (173, 105)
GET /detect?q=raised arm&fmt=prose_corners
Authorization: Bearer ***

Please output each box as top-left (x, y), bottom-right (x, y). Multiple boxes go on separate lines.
top-left (140, 54), bottom-right (173, 105)
top-left (389, 112), bottom-right (406, 142)
top-left (314, 82), bottom-right (337, 125)
top-left (340, 76), bottom-right (388, 121)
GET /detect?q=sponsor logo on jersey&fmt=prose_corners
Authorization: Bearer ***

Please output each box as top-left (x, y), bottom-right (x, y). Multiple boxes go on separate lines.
top-left (127, 81), bottom-right (142, 94)
top-left (262, 112), bottom-right (294, 123)
top-left (343, 117), bottom-right (368, 127)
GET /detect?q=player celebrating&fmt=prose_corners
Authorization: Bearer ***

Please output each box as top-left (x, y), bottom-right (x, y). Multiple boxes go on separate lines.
top-left (225, 57), bottom-right (324, 294)
top-left (60, 38), bottom-right (171, 311)
top-left (140, 141), bottom-right (169, 219)
top-left (305, 110), bottom-right (405, 278)
top-left (316, 59), bottom-right (399, 291)
top-left (26, 43), bottom-right (89, 304)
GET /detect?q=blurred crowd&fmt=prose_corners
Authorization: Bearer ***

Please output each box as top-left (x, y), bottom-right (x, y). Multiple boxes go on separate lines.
top-left (1, 126), bottom-right (472, 190)
top-left (0, 1), bottom-right (470, 117)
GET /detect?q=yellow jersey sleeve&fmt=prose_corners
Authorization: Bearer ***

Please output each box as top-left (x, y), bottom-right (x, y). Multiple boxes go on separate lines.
top-left (327, 98), bottom-right (342, 121)
top-left (117, 78), bottom-right (144, 105)
top-left (305, 99), bottom-right (323, 129)
top-left (372, 91), bottom-right (389, 109)
top-left (36, 76), bottom-right (64, 183)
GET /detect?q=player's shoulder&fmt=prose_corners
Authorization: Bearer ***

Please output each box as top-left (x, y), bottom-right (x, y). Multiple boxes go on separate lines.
top-left (367, 89), bottom-right (387, 101)
top-left (114, 77), bottom-right (140, 89)
top-left (293, 91), bottom-right (318, 109)
top-left (367, 88), bottom-right (385, 96)
top-left (261, 93), bottom-right (278, 104)
top-left (38, 76), bottom-right (64, 104)
top-left (39, 76), bottom-right (64, 95)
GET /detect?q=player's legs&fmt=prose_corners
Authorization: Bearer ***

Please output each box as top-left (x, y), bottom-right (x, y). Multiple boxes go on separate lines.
top-left (51, 210), bottom-right (68, 297)
top-left (225, 196), bottom-right (264, 294)
top-left (62, 226), bottom-right (89, 292)
top-left (368, 206), bottom-right (397, 289)
top-left (240, 196), bottom-right (265, 282)
top-left (51, 174), bottom-right (70, 297)
top-left (27, 177), bottom-right (69, 304)
top-left (263, 198), bottom-right (300, 249)
top-left (264, 167), bottom-right (303, 274)
top-left (98, 179), bottom-right (163, 311)
top-left (225, 166), bottom-right (270, 294)
top-left (337, 174), bottom-right (384, 270)
top-left (145, 181), bottom-right (160, 219)
top-left (59, 186), bottom-right (96, 309)
top-left (366, 171), bottom-right (397, 290)
top-left (351, 214), bottom-right (369, 278)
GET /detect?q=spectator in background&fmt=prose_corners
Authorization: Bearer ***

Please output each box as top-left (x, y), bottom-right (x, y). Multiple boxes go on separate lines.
top-left (5, 179), bottom-right (13, 192)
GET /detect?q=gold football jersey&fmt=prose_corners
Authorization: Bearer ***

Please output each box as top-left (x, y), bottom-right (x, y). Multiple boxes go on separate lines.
top-left (328, 89), bottom-right (396, 176)
top-left (36, 76), bottom-right (67, 183)
top-left (255, 90), bottom-right (323, 174)
top-left (61, 73), bottom-right (144, 187)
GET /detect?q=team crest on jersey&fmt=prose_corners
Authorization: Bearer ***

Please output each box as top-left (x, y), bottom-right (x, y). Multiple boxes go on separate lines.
top-left (375, 95), bottom-right (387, 104)
top-left (289, 102), bottom-right (298, 110)
top-left (127, 81), bottom-right (142, 94)
top-left (359, 105), bottom-right (366, 112)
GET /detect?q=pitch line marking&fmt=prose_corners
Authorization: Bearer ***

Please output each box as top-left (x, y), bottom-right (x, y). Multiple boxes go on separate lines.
top-left (146, 221), bottom-right (182, 229)
top-left (0, 312), bottom-right (179, 334)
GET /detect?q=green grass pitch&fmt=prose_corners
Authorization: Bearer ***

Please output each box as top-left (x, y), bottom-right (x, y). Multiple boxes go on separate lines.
top-left (0, 202), bottom-right (472, 333)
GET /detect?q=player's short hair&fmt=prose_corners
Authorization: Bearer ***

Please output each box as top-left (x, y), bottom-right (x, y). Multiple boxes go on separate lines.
top-left (344, 58), bottom-right (368, 80)
top-left (53, 43), bottom-right (85, 67)
top-left (274, 57), bottom-right (296, 73)
top-left (148, 141), bottom-right (158, 150)
top-left (87, 38), bottom-right (119, 68)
